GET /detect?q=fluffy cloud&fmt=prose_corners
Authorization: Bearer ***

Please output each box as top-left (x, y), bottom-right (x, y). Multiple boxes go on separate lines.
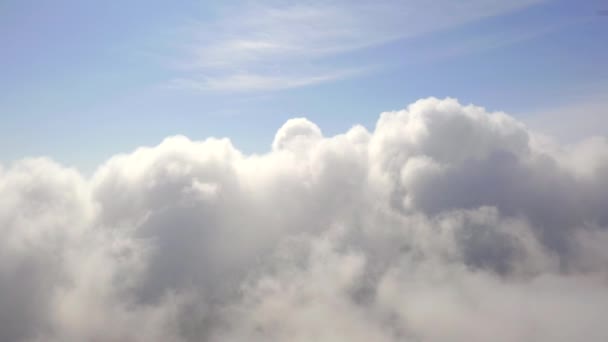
top-left (1, 97), bottom-right (607, 341)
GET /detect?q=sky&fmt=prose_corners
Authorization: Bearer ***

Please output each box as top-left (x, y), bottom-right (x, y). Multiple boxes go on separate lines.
top-left (2, 2), bottom-right (608, 341)
top-left (1, 0), bottom-right (607, 173)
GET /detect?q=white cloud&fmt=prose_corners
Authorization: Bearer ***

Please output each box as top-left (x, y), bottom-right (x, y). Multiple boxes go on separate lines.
top-left (1, 97), bottom-right (608, 341)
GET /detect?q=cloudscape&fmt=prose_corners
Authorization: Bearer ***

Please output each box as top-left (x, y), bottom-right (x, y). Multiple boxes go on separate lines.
top-left (1, 1), bottom-right (607, 341)
top-left (3, 97), bottom-right (608, 341)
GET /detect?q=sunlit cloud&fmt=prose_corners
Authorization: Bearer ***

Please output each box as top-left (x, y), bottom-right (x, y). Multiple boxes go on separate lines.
top-left (1, 97), bottom-right (607, 341)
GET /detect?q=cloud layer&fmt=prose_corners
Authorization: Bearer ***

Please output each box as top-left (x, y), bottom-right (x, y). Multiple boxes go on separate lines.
top-left (2, 97), bottom-right (608, 341)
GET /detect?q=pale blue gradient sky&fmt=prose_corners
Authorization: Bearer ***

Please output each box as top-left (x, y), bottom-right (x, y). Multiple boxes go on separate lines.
top-left (1, 0), bottom-right (607, 173)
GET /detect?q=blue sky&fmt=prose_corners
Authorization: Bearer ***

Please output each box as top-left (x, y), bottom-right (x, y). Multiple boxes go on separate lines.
top-left (1, 0), bottom-right (607, 173)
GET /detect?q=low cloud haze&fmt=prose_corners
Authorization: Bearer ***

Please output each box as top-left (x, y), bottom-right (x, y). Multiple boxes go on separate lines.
top-left (1, 97), bottom-right (607, 341)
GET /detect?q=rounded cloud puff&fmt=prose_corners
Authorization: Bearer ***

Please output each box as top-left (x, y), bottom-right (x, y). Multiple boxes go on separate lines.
top-left (272, 117), bottom-right (323, 152)
top-left (1, 98), bottom-right (607, 341)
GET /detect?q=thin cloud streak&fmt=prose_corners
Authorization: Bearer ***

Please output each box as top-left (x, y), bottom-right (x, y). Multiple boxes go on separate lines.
top-left (168, 68), bottom-right (370, 92)
top-left (169, 0), bottom-right (544, 92)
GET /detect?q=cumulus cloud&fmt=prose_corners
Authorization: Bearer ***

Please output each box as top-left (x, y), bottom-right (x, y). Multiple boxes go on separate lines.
top-left (1, 97), bottom-right (607, 341)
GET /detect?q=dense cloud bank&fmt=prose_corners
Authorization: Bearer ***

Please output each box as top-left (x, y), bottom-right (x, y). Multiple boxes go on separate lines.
top-left (2, 97), bottom-right (608, 341)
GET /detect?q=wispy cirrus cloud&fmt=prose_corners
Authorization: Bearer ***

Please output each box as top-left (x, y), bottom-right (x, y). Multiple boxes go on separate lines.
top-left (168, 0), bottom-right (544, 92)
top-left (168, 68), bottom-right (368, 92)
